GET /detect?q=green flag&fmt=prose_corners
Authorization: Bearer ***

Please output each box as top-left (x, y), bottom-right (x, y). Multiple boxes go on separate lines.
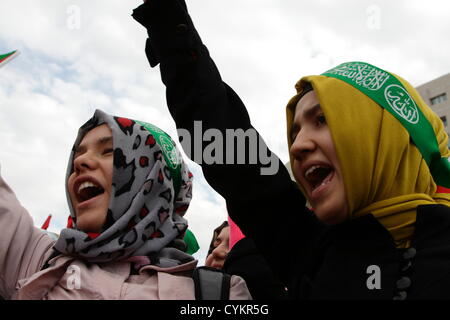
top-left (183, 229), bottom-right (200, 255)
top-left (0, 50), bottom-right (19, 68)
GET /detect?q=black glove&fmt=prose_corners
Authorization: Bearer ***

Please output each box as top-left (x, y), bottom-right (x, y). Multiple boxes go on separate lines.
top-left (132, 0), bottom-right (203, 67)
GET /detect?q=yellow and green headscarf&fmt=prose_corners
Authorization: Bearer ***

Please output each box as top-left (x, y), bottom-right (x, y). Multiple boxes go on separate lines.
top-left (286, 62), bottom-right (450, 248)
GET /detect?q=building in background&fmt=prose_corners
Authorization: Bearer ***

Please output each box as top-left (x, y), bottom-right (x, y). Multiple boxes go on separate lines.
top-left (416, 73), bottom-right (450, 145)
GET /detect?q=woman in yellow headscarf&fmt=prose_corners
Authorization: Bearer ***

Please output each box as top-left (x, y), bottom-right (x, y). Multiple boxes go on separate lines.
top-left (283, 64), bottom-right (450, 299)
top-left (134, 0), bottom-right (450, 300)
top-left (286, 63), bottom-right (450, 249)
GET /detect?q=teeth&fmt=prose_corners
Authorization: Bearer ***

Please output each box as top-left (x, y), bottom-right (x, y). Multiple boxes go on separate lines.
top-left (78, 181), bottom-right (99, 194)
top-left (305, 165), bottom-right (322, 179)
top-left (319, 179), bottom-right (330, 187)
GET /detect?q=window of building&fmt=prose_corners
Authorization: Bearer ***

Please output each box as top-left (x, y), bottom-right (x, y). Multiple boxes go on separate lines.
top-left (441, 116), bottom-right (448, 127)
top-left (430, 93), bottom-right (447, 105)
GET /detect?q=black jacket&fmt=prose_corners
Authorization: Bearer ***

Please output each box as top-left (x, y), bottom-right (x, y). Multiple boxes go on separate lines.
top-left (132, 1), bottom-right (450, 300)
top-left (224, 237), bottom-right (289, 300)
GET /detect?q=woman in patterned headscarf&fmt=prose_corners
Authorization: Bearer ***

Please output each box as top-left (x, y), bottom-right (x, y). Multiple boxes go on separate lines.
top-left (0, 109), bottom-right (251, 300)
top-left (57, 110), bottom-right (194, 264)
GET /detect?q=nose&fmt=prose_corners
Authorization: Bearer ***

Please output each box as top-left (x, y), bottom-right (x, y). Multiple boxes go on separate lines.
top-left (73, 151), bottom-right (99, 173)
top-left (290, 128), bottom-right (316, 161)
top-left (211, 245), bottom-right (228, 260)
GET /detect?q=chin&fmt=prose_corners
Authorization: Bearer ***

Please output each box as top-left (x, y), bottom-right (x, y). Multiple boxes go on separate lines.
top-left (76, 222), bottom-right (102, 233)
top-left (75, 213), bottom-right (104, 233)
top-left (314, 208), bottom-right (347, 225)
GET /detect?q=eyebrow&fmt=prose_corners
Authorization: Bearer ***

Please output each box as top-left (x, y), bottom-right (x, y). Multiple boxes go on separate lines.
top-left (303, 103), bottom-right (321, 119)
top-left (290, 103), bottom-right (321, 140)
top-left (75, 136), bottom-right (113, 154)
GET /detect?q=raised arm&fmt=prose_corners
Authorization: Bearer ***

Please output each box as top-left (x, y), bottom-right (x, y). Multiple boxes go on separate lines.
top-left (132, 0), bottom-right (322, 284)
top-left (0, 169), bottom-right (54, 299)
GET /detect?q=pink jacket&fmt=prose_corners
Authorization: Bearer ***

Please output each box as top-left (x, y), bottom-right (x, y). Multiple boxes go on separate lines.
top-left (0, 172), bottom-right (251, 300)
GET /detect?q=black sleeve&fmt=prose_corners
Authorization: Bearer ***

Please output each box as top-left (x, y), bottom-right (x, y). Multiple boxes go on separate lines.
top-left (132, 0), bottom-right (324, 286)
top-left (224, 237), bottom-right (289, 300)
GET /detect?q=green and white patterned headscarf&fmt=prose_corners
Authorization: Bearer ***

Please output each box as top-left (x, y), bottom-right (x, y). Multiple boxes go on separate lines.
top-left (55, 110), bottom-right (194, 266)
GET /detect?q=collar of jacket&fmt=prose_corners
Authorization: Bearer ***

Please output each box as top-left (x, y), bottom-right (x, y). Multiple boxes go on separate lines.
top-left (301, 204), bottom-right (450, 299)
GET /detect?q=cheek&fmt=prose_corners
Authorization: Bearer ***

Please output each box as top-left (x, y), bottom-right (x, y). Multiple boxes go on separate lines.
top-left (337, 179), bottom-right (349, 214)
top-left (205, 254), bottom-right (214, 266)
top-left (321, 130), bottom-right (340, 167)
top-left (325, 139), bottom-right (347, 211)
top-left (291, 160), bottom-right (308, 192)
top-left (104, 160), bottom-right (114, 191)
top-left (327, 175), bottom-right (348, 222)
top-left (217, 244), bottom-right (229, 256)
top-left (67, 174), bottom-right (76, 199)
top-left (291, 161), bottom-right (302, 181)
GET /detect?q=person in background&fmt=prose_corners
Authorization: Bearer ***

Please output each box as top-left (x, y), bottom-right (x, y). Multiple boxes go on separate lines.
top-left (206, 219), bottom-right (288, 300)
top-left (205, 221), bottom-right (230, 270)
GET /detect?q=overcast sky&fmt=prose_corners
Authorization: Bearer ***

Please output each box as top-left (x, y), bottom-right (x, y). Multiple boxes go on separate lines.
top-left (1, 0), bottom-right (450, 263)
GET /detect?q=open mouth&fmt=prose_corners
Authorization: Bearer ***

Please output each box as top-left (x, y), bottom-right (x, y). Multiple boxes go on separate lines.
top-left (76, 180), bottom-right (105, 204)
top-left (304, 164), bottom-right (334, 191)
